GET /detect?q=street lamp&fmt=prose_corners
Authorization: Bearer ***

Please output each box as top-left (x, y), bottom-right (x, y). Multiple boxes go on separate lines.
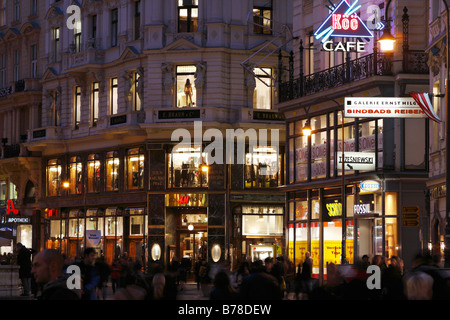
top-left (302, 120), bottom-right (312, 136)
top-left (378, 0), bottom-right (396, 52)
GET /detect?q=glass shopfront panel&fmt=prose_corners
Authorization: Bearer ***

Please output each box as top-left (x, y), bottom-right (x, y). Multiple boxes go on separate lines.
top-left (69, 156), bottom-right (82, 195)
top-left (47, 159), bottom-right (61, 196)
top-left (311, 222), bottom-right (320, 277)
top-left (106, 151), bottom-right (120, 192)
top-left (169, 147), bottom-right (208, 188)
top-left (295, 223), bottom-right (308, 267)
top-left (245, 146), bottom-right (281, 188)
top-left (323, 221), bottom-right (342, 276)
top-left (126, 148), bottom-right (145, 190)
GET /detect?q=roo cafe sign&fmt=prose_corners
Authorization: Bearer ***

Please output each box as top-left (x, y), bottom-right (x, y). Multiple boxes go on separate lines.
top-left (314, 0), bottom-right (380, 52)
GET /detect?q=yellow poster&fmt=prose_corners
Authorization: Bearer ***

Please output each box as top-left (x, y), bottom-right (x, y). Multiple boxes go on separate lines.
top-left (311, 240), bottom-right (320, 269)
top-left (294, 240), bottom-right (308, 267)
top-left (288, 240), bottom-right (294, 262)
top-left (346, 239), bottom-right (354, 264)
top-left (324, 240), bottom-right (342, 265)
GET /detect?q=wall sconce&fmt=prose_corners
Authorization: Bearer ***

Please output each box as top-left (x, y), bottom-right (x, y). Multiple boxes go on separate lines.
top-left (1, 138), bottom-right (7, 146)
top-left (378, 29), bottom-right (396, 52)
top-left (302, 120), bottom-right (312, 136)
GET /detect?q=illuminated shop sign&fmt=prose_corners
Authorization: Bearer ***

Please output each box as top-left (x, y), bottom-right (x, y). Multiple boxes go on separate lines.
top-left (326, 200), bottom-right (342, 217)
top-left (314, 0), bottom-right (373, 52)
top-left (359, 180), bottom-right (381, 193)
top-left (354, 203), bottom-right (371, 215)
top-left (344, 97), bottom-right (427, 119)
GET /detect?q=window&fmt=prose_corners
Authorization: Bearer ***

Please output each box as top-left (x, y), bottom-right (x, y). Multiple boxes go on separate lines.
top-left (87, 154), bottom-right (101, 193)
top-left (111, 77), bottom-right (118, 114)
top-left (90, 15), bottom-right (97, 48)
top-left (134, 72), bottom-right (141, 111)
top-left (0, 0), bottom-right (5, 26)
top-left (92, 82), bottom-right (99, 124)
top-left (53, 27), bottom-right (60, 62)
top-left (305, 32), bottom-right (314, 75)
top-left (68, 156), bottom-right (82, 195)
top-left (74, 86), bottom-right (81, 127)
top-left (14, 0), bottom-right (20, 21)
top-left (14, 50), bottom-right (20, 82)
top-left (31, 0), bottom-right (37, 15)
top-left (73, 19), bottom-right (82, 53)
top-left (253, 67), bottom-right (272, 109)
top-left (128, 208), bottom-right (146, 235)
top-left (253, 4), bottom-right (272, 35)
top-left (245, 146), bottom-right (281, 188)
top-left (178, 0), bottom-right (198, 33)
top-left (176, 65), bottom-right (197, 108)
top-left (169, 146), bottom-right (208, 188)
top-left (111, 8), bottom-right (118, 47)
top-left (31, 44), bottom-right (37, 78)
top-left (106, 151), bottom-right (120, 192)
top-left (241, 205), bottom-right (284, 236)
top-left (46, 159), bottom-right (61, 197)
top-left (126, 148), bottom-right (144, 190)
top-left (134, 1), bottom-right (140, 40)
top-left (0, 54), bottom-right (5, 88)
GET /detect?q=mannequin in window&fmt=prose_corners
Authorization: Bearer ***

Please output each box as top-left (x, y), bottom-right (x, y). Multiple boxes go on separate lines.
top-left (184, 78), bottom-right (193, 107)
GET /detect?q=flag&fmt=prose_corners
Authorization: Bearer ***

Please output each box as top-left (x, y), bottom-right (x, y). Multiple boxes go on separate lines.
top-left (410, 92), bottom-right (442, 123)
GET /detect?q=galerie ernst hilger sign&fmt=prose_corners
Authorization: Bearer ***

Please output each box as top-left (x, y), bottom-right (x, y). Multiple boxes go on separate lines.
top-left (344, 97), bottom-right (427, 118)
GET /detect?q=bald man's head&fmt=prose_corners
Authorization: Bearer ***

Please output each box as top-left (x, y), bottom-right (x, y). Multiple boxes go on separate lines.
top-left (31, 249), bottom-right (64, 285)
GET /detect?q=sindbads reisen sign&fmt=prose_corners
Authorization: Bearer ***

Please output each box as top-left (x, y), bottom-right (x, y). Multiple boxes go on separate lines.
top-left (337, 151), bottom-right (375, 171)
top-left (344, 97), bottom-right (427, 118)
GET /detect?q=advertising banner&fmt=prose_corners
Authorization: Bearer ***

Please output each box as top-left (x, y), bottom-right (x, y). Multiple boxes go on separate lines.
top-left (344, 97), bottom-right (427, 118)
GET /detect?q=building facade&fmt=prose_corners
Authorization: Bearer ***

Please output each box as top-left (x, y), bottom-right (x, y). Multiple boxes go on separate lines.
top-left (278, 0), bottom-right (431, 280)
top-left (0, 0), bottom-right (293, 270)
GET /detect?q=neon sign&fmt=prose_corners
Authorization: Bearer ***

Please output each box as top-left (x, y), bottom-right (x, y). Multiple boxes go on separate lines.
top-left (6, 199), bottom-right (19, 215)
top-left (314, 0), bottom-right (373, 52)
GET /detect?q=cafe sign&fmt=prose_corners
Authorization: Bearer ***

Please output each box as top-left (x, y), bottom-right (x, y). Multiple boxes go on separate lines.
top-left (314, 0), bottom-right (373, 52)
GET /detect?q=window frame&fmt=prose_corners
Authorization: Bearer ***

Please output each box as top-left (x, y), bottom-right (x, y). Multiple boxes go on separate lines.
top-left (178, 0), bottom-right (198, 33)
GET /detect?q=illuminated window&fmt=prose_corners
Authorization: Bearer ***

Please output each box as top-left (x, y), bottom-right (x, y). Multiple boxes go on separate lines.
top-left (245, 146), bottom-right (280, 188)
top-left (74, 86), bottom-right (81, 127)
top-left (106, 151), bottom-right (120, 192)
top-left (176, 65), bottom-right (197, 108)
top-left (253, 5), bottom-right (272, 35)
top-left (134, 72), bottom-right (141, 111)
top-left (241, 205), bottom-right (283, 236)
top-left (68, 156), bottom-right (82, 195)
top-left (92, 82), bottom-right (99, 124)
top-left (87, 154), bottom-right (101, 193)
top-left (73, 18), bottom-right (81, 53)
top-left (253, 67), bottom-right (272, 109)
top-left (47, 159), bottom-right (61, 197)
top-left (53, 27), bottom-right (60, 62)
top-left (111, 77), bottom-right (118, 114)
top-left (178, 0), bottom-right (198, 33)
top-left (126, 148), bottom-right (144, 190)
top-left (169, 146), bottom-right (208, 188)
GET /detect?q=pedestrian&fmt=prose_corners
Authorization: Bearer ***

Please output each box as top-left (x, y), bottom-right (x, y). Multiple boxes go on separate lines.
top-left (77, 247), bottom-right (100, 300)
top-left (299, 251), bottom-right (313, 297)
top-left (209, 270), bottom-right (237, 300)
top-left (114, 264), bottom-right (147, 300)
top-left (110, 259), bottom-right (122, 294)
top-left (238, 260), bottom-right (282, 300)
top-left (149, 272), bottom-right (166, 300)
top-left (31, 249), bottom-right (80, 300)
top-left (381, 256), bottom-right (405, 300)
top-left (404, 271), bottom-right (434, 300)
top-left (16, 243), bottom-right (32, 296)
top-left (95, 256), bottom-right (111, 300)
top-left (199, 259), bottom-right (212, 297)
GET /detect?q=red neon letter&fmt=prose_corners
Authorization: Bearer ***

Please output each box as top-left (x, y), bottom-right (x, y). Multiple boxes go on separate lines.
top-left (332, 14), bottom-right (342, 30)
top-left (6, 199), bottom-right (19, 215)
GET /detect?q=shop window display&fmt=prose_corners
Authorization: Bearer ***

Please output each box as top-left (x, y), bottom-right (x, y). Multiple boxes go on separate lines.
top-left (245, 146), bottom-right (280, 188)
top-left (47, 159), bottom-right (61, 197)
top-left (87, 154), bottom-right (101, 193)
top-left (253, 67), bottom-right (272, 110)
top-left (69, 156), bottom-right (82, 194)
top-left (126, 148), bottom-right (144, 190)
top-left (241, 205), bottom-right (283, 236)
top-left (169, 146), bottom-right (208, 188)
top-left (176, 65), bottom-right (197, 108)
top-left (106, 151), bottom-right (120, 192)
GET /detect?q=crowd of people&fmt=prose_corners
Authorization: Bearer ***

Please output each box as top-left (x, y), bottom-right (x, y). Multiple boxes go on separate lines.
top-left (6, 244), bottom-right (450, 300)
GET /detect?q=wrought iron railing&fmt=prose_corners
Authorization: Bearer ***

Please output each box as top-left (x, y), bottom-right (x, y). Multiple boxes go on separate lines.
top-left (279, 52), bottom-right (393, 102)
top-left (2, 144), bottom-right (20, 158)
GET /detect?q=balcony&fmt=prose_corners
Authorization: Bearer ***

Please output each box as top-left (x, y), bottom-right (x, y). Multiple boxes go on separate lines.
top-left (279, 52), bottom-right (393, 103)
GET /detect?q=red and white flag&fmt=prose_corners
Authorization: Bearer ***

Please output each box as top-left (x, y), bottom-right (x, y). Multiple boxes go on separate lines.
top-left (410, 92), bottom-right (442, 123)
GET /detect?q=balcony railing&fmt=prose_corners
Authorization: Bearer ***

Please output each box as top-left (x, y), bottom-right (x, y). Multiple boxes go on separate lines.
top-left (279, 52), bottom-right (393, 103)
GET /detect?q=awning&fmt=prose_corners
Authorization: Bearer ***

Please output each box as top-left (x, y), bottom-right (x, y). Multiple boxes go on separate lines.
top-left (0, 237), bottom-right (11, 247)
top-left (410, 92), bottom-right (442, 123)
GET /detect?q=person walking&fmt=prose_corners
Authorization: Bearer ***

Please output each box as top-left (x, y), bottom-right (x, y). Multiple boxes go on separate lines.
top-left (16, 243), bottom-right (32, 296)
top-left (77, 247), bottom-right (100, 300)
top-left (31, 249), bottom-right (80, 300)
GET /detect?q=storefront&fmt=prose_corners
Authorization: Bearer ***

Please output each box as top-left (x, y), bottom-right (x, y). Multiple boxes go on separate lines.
top-left (287, 179), bottom-right (404, 279)
top-left (230, 193), bottom-right (285, 266)
top-left (165, 193), bottom-right (208, 270)
top-left (45, 206), bottom-right (147, 264)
